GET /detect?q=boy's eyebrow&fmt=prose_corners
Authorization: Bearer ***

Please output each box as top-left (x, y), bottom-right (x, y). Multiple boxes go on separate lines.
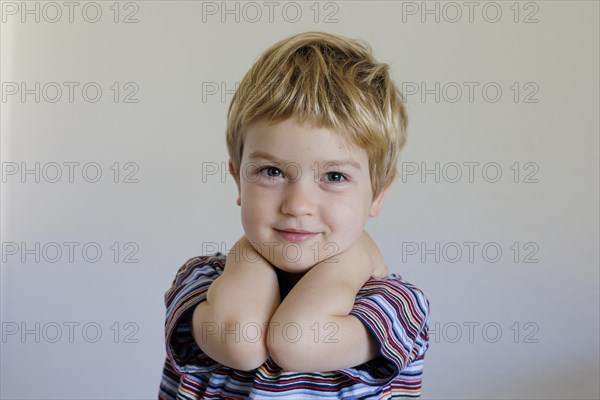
top-left (247, 150), bottom-right (362, 170)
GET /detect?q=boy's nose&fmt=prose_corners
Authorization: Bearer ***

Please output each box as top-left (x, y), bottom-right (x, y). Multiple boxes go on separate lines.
top-left (280, 181), bottom-right (316, 217)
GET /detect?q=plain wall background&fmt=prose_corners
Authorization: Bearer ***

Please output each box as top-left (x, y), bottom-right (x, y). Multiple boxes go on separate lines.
top-left (1, 1), bottom-right (598, 399)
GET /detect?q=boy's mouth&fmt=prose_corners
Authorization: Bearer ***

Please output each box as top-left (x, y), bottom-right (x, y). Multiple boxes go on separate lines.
top-left (274, 228), bottom-right (319, 242)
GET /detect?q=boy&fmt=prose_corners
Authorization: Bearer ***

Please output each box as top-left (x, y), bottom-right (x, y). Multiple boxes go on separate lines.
top-left (159, 31), bottom-right (430, 399)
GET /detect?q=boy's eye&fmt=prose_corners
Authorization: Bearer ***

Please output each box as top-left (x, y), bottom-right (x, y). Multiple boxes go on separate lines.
top-left (259, 166), bottom-right (282, 177)
top-left (323, 171), bottom-right (347, 183)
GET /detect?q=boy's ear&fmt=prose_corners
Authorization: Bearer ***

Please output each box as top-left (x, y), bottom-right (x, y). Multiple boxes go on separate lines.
top-left (368, 183), bottom-right (392, 218)
top-left (228, 160), bottom-right (241, 206)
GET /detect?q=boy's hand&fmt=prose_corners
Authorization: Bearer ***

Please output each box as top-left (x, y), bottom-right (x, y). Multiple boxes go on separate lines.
top-left (363, 231), bottom-right (389, 278)
top-left (312, 230), bottom-right (388, 295)
top-left (329, 230), bottom-right (389, 290)
top-left (206, 236), bottom-right (279, 303)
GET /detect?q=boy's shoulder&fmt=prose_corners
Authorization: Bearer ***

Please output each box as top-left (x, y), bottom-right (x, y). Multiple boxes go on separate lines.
top-left (181, 252), bottom-right (227, 269)
top-left (365, 271), bottom-right (428, 295)
top-left (357, 272), bottom-right (430, 317)
top-left (174, 252), bottom-right (226, 277)
top-left (166, 253), bottom-right (226, 297)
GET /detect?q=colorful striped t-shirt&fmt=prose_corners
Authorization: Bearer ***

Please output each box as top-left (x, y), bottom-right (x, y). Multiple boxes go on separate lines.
top-left (159, 253), bottom-right (430, 399)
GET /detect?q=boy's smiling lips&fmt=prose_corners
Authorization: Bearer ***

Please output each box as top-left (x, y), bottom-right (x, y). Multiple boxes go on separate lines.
top-left (274, 228), bottom-right (320, 242)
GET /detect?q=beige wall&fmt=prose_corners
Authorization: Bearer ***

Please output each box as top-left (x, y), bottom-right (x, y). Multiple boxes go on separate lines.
top-left (1, 1), bottom-right (598, 398)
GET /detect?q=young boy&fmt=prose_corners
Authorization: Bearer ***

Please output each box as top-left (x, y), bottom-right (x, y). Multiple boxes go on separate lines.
top-left (159, 31), bottom-right (430, 399)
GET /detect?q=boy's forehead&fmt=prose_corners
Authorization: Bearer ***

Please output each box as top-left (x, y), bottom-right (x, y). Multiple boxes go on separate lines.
top-left (243, 121), bottom-right (366, 168)
top-left (246, 149), bottom-right (363, 171)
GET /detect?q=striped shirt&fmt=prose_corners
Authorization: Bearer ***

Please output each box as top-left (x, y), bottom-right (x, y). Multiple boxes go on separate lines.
top-left (159, 253), bottom-right (430, 399)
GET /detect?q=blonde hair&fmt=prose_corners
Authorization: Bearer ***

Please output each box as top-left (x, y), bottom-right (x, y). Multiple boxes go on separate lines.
top-left (225, 31), bottom-right (408, 200)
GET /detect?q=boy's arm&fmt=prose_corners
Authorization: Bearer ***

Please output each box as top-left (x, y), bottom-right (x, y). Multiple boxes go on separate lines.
top-left (267, 230), bottom-right (387, 372)
top-left (192, 236), bottom-right (280, 371)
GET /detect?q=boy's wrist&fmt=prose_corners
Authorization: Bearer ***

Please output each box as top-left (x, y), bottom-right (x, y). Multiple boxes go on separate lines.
top-left (309, 230), bottom-right (387, 290)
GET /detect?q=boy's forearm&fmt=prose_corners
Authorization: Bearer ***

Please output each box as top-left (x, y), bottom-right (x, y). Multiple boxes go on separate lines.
top-left (191, 236), bottom-right (280, 370)
top-left (267, 231), bottom-right (382, 371)
top-left (192, 300), bottom-right (269, 371)
top-left (270, 256), bottom-right (366, 321)
top-left (267, 312), bottom-right (380, 373)
top-left (266, 262), bottom-right (374, 372)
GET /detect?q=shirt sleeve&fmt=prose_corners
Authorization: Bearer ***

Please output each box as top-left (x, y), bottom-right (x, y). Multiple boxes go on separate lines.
top-left (163, 253), bottom-right (226, 374)
top-left (341, 275), bottom-right (430, 386)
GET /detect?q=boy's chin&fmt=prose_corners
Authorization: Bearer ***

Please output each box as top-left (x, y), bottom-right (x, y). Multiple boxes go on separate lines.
top-left (268, 256), bottom-right (320, 274)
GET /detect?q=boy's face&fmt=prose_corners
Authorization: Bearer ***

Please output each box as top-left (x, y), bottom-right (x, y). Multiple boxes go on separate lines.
top-left (230, 117), bottom-right (387, 274)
